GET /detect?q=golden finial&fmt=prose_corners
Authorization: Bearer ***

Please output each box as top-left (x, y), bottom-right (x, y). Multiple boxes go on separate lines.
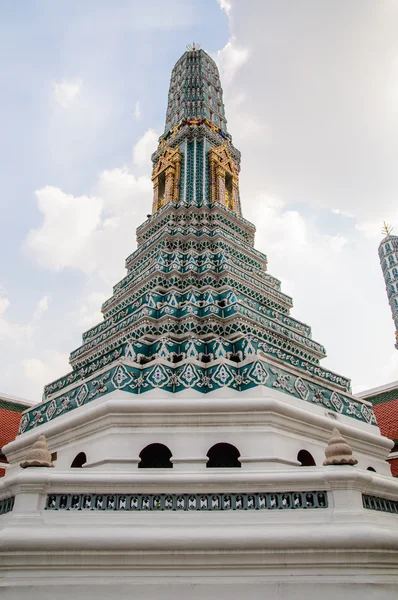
top-left (382, 221), bottom-right (393, 236)
top-left (186, 42), bottom-right (201, 52)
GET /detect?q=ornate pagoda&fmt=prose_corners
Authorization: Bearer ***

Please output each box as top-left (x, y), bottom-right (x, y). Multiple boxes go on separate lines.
top-left (1, 46), bottom-right (398, 600)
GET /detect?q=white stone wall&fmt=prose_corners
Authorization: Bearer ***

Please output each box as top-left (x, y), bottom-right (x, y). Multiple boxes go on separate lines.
top-left (1, 466), bottom-right (398, 598)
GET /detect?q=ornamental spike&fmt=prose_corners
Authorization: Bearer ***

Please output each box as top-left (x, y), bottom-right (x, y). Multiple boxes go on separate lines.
top-left (382, 221), bottom-right (393, 236)
top-left (20, 434), bottom-right (54, 468)
top-left (186, 41), bottom-right (201, 52)
top-left (323, 427), bottom-right (358, 466)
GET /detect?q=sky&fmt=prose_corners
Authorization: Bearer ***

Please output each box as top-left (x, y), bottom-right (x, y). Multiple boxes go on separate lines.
top-left (1, 0), bottom-right (398, 403)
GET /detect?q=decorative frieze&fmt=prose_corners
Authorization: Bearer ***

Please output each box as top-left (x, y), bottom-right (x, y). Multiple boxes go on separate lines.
top-left (45, 491), bottom-right (328, 512)
top-left (138, 203), bottom-right (253, 244)
top-left (74, 292), bottom-right (324, 368)
top-left (21, 355), bottom-right (373, 435)
top-left (362, 495), bottom-right (398, 514)
top-left (0, 496), bottom-right (15, 516)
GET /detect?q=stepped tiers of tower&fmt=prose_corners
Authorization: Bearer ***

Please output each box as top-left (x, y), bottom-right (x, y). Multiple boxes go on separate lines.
top-left (2, 46), bottom-right (398, 600)
top-left (18, 185), bottom-right (373, 433)
top-left (379, 231), bottom-right (398, 349)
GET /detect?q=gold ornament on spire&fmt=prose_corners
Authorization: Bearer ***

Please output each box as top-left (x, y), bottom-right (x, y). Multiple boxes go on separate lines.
top-left (382, 221), bottom-right (393, 236)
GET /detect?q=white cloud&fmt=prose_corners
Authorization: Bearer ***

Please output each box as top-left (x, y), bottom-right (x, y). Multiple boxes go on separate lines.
top-left (0, 296), bottom-right (10, 317)
top-left (214, 40), bottom-right (259, 141)
top-left (97, 166), bottom-right (151, 210)
top-left (332, 208), bottom-right (354, 219)
top-left (0, 290), bottom-right (32, 346)
top-left (216, 38), bottom-right (249, 86)
top-left (25, 186), bottom-right (103, 272)
top-left (52, 78), bottom-right (82, 109)
top-left (134, 101), bottom-right (141, 120)
top-left (253, 193), bottom-right (346, 270)
top-left (33, 294), bottom-right (51, 321)
top-left (22, 350), bottom-right (70, 401)
top-left (73, 291), bottom-right (108, 329)
top-left (0, 289), bottom-right (67, 402)
top-left (132, 128), bottom-right (158, 168)
top-left (25, 131), bottom-right (153, 283)
top-left (217, 0), bottom-right (231, 15)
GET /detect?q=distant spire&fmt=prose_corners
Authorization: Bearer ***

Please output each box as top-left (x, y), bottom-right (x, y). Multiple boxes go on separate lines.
top-left (378, 226), bottom-right (398, 350)
top-left (382, 221), bottom-right (393, 236)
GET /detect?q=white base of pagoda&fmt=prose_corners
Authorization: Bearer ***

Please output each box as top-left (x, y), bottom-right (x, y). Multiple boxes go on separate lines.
top-left (1, 388), bottom-right (397, 598)
top-left (2, 466), bottom-right (398, 599)
top-left (2, 386), bottom-right (393, 477)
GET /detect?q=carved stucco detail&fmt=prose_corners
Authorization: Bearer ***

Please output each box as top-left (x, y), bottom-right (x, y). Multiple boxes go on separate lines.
top-left (209, 144), bottom-right (240, 213)
top-left (20, 434), bottom-right (54, 469)
top-left (152, 146), bottom-right (182, 213)
top-left (323, 427), bottom-right (358, 466)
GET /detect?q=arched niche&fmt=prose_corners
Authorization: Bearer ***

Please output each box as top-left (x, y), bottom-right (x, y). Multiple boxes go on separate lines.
top-left (138, 443), bottom-right (173, 468)
top-left (70, 452), bottom-right (87, 468)
top-left (297, 450), bottom-right (316, 467)
top-left (206, 443), bottom-right (241, 468)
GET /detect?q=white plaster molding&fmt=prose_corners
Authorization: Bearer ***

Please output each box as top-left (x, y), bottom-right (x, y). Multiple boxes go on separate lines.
top-left (2, 464), bottom-right (398, 499)
top-left (83, 457), bottom-right (140, 469)
top-left (171, 457), bottom-right (209, 470)
top-left (239, 456), bottom-right (300, 469)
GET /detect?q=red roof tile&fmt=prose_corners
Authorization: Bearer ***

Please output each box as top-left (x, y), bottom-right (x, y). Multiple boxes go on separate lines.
top-left (0, 407), bottom-right (23, 451)
top-left (389, 459), bottom-right (398, 477)
top-left (373, 399), bottom-right (398, 441)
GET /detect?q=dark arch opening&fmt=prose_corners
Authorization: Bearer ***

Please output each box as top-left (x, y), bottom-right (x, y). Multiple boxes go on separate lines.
top-left (70, 452), bottom-right (87, 468)
top-left (367, 467), bottom-right (376, 472)
top-left (206, 443), bottom-right (241, 468)
top-left (138, 443), bottom-right (173, 468)
top-left (297, 450), bottom-right (316, 466)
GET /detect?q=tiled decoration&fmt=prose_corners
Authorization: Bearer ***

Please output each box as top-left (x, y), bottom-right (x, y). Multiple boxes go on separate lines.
top-left (18, 46), bottom-right (376, 435)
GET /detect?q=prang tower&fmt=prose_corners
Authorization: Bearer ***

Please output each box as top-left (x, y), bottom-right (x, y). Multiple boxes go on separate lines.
top-left (11, 47), bottom-right (368, 428)
top-left (379, 223), bottom-right (398, 349)
top-left (1, 46), bottom-right (398, 600)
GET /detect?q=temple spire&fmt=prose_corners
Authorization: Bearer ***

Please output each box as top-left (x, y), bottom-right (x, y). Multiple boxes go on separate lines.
top-left (164, 47), bottom-right (228, 133)
top-left (150, 47), bottom-right (242, 215)
top-left (17, 47), bottom-right (374, 440)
